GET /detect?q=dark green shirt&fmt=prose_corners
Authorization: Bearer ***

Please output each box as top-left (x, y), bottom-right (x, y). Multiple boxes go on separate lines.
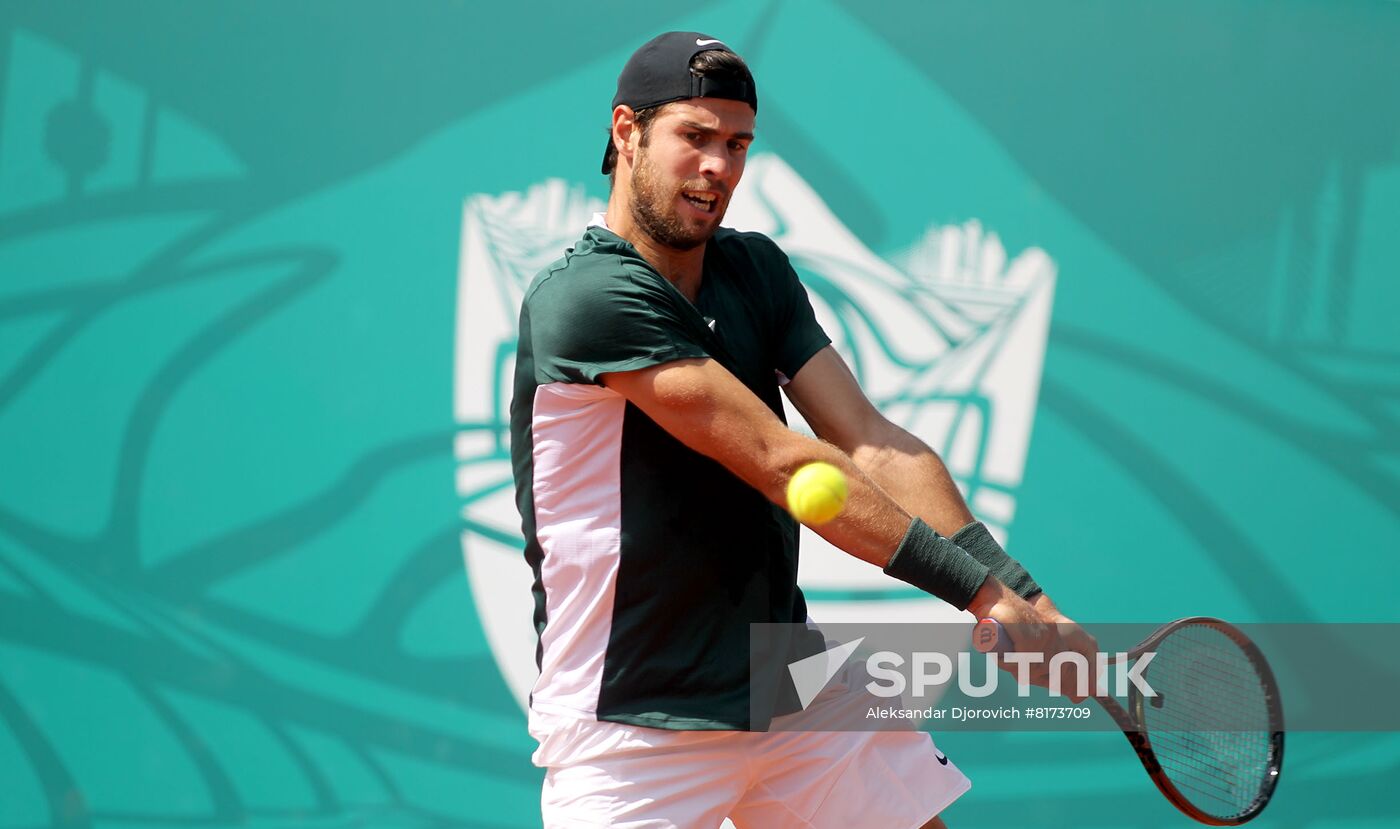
top-left (510, 223), bottom-right (830, 730)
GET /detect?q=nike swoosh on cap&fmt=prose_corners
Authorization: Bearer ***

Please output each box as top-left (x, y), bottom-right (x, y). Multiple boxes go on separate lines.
top-left (696, 38), bottom-right (725, 46)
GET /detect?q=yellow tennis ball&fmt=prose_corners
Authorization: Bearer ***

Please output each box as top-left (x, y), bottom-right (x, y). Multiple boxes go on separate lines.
top-left (786, 462), bottom-right (848, 525)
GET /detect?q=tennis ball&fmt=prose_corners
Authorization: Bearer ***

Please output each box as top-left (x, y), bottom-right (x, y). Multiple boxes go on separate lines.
top-left (786, 462), bottom-right (848, 525)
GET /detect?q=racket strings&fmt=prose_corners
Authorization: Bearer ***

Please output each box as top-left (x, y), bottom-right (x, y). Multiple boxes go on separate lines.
top-left (1153, 730), bottom-right (1270, 814)
top-left (1139, 623), bottom-right (1275, 819)
top-left (1143, 745), bottom-right (1241, 801)
top-left (1150, 730), bottom-right (1267, 792)
top-left (1165, 651), bottom-right (1272, 698)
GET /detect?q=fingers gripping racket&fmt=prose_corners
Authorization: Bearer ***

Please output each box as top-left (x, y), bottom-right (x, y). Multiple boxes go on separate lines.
top-left (975, 617), bottom-right (1285, 825)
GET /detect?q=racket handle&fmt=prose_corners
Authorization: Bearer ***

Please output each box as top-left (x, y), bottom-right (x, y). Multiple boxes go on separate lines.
top-left (974, 618), bottom-right (1010, 654)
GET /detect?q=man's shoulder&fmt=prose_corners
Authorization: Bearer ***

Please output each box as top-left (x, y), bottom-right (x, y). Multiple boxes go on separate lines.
top-left (526, 229), bottom-right (652, 305)
top-left (712, 226), bottom-right (788, 262)
top-left (710, 227), bottom-right (798, 294)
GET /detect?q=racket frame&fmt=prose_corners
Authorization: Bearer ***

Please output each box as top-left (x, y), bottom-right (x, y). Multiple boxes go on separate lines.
top-left (1106, 617), bottom-right (1285, 826)
top-left (974, 615), bottom-right (1285, 825)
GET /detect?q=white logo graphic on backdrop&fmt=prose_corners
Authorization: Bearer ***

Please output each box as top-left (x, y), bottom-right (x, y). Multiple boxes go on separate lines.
top-left (453, 154), bottom-right (1057, 708)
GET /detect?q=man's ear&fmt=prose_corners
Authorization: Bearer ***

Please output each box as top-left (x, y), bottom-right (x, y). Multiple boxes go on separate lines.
top-left (611, 105), bottom-right (638, 168)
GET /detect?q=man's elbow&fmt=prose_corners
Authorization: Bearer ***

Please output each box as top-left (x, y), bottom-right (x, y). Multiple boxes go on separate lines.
top-left (740, 430), bottom-right (835, 505)
top-left (850, 423), bottom-right (937, 471)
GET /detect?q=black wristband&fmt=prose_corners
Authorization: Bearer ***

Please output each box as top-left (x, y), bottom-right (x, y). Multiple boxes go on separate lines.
top-left (883, 518), bottom-right (991, 610)
top-left (950, 520), bottom-right (1042, 600)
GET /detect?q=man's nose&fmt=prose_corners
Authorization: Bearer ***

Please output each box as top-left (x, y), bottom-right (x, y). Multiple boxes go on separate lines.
top-left (698, 147), bottom-right (732, 180)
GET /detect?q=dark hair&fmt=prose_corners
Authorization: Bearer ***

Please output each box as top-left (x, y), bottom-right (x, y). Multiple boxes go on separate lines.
top-left (603, 49), bottom-right (754, 184)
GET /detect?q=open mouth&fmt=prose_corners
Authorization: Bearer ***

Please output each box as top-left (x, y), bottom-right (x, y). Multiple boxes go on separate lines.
top-left (680, 190), bottom-right (719, 214)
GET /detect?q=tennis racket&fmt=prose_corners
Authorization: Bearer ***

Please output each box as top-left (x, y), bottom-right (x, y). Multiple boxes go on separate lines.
top-left (975, 616), bottom-right (1284, 825)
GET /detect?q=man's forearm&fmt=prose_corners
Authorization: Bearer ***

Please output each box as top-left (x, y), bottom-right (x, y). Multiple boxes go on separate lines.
top-left (848, 426), bottom-right (972, 536)
top-left (754, 436), bottom-right (993, 610)
top-left (850, 424), bottom-right (1041, 599)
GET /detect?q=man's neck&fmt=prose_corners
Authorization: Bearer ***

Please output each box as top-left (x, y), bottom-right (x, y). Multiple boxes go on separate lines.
top-left (604, 202), bottom-right (705, 302)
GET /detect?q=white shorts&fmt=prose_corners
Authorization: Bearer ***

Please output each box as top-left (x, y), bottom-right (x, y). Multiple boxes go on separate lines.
top-left (532, 664), bottom-right (970, 829)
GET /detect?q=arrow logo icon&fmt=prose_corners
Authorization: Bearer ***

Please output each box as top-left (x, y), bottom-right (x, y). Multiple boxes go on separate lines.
top-left (787, 637), bottom-right (865, 710)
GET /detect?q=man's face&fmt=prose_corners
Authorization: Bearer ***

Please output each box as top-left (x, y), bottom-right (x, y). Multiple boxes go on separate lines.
top-left (627, 98), bottom-right (755, 251)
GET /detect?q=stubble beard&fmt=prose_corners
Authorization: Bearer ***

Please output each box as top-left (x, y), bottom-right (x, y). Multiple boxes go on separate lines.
top-left (628, 149), bottom-right (720, 252)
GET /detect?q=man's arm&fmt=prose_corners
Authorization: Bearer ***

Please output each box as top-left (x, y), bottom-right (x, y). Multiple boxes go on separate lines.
top-left (600, 356), bottom-right (1044, 628)
top-left (785, 347), bottom-right (1038, 594)
top-left (784, 347), bottom-right (1097, 693)
top-left (604, 356), bottom-right (910, 569)
top-left (782, 347), bottom-right (974, 538)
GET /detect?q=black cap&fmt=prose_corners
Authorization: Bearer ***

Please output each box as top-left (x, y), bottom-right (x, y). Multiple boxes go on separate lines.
top-left (601, 31), bottom-right (757, 173)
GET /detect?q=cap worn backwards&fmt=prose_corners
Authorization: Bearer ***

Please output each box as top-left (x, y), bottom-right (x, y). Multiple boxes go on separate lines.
top-left (601, 31), bottom-right (757, 173)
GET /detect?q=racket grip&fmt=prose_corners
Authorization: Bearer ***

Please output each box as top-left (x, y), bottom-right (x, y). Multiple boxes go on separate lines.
top-left (974, 618), bottom-right (1010, 654)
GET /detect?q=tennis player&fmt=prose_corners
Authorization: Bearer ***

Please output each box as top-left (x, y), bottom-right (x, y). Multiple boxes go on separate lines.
top-left (509, 31), bottom-right (1095, 828)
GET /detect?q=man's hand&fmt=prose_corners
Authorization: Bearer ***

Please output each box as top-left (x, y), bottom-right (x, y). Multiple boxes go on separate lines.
top-left (969, 580), bottom-right (1097, 701)
top-left (967, 577), bottom-right (1054, 686)
top-left (1030, 593), bottom-right (1099, 703)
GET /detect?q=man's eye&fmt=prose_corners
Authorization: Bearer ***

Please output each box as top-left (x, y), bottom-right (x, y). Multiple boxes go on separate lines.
top-left (729, 141), bottom-right (748, 152)
top-left (683, 132), bottom-right (701, 141)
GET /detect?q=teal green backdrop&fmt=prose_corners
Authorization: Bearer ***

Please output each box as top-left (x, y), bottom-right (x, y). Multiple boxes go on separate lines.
top-left (2, 2), bottom-right (1397, 828)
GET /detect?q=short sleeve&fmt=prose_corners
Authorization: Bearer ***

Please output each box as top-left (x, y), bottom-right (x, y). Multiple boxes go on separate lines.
top-left (525, 261), bottom-right (710, 385)
top-left (769, 248), bottom-right (831, 380)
